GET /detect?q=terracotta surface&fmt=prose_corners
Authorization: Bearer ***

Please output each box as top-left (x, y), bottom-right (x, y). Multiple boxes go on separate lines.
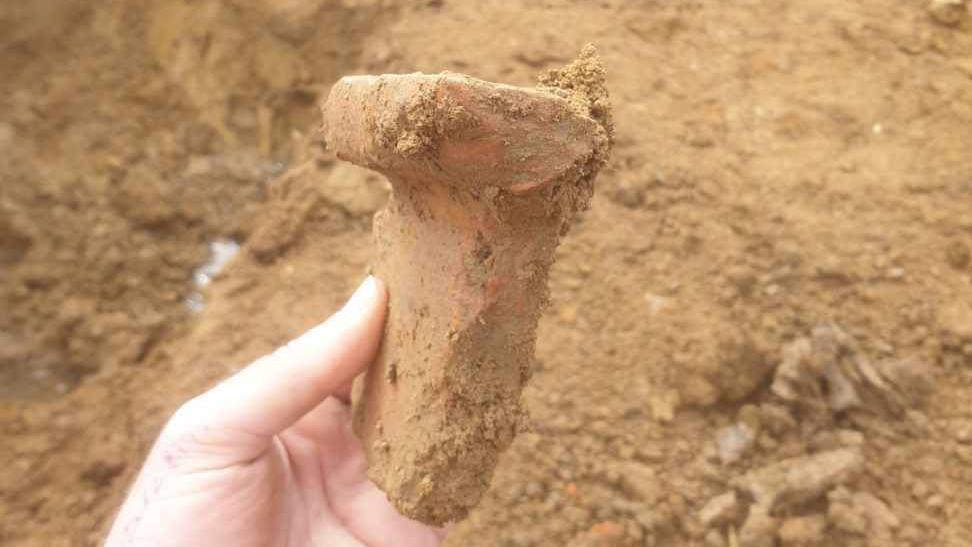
top-left (322, 51), bottom-right (613, 523)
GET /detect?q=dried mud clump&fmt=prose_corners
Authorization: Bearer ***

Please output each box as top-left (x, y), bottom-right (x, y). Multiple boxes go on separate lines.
top-left (538, 44), bottom-right (615, 216)
top-left (538, 44), bottom-right (615, 148)
top-left (372, 79), bottom-right (478, 157)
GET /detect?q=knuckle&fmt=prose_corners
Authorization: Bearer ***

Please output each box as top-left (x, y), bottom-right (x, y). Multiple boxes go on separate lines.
top-left (162, 397), bottom-right (206, 440)
top-left (154, 397), bottom-right (213, 470)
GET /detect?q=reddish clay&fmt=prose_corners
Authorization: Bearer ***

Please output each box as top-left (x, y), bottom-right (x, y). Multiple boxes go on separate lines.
top-left (321, 46), bottom-right (613, 525)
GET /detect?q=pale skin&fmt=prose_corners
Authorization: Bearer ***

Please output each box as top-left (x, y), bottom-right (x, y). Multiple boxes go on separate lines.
top-left (105, 277), bottom-right (446, 547)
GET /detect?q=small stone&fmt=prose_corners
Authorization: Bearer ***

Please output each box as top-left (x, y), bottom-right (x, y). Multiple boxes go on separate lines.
top-left (870, 357), bottom-right (934, 413)
top-left (734, 448), bottom-right (864, 511)
top-left (698, 491), bottom-right (740, 528)
top-left (716, 423), bottom-right (756, 465)
top-left (649, 390), bottom-right (680, 423)
top-left (778, 514), bottom-right (827, 545)
top-left (771, 337), bottom-right (814, 403)
top-left (825, 362), bottom-right (862, 412)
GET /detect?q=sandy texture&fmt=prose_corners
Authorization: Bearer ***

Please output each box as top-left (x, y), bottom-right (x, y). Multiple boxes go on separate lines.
top-left (323, 50), bottom-right (612, 524)
top-left (1, 1), bottom-right (971, 546)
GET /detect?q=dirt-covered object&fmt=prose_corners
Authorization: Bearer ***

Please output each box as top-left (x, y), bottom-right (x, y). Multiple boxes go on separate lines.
top-left (322, 47), bottom-right (613, 525)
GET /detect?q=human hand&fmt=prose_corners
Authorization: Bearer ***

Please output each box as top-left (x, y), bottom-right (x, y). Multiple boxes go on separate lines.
top-left (105, 276), bottom-right (445, 547)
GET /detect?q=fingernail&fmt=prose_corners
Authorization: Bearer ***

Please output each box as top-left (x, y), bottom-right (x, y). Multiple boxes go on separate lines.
top-left (342, 275), bottom-right (380, 315)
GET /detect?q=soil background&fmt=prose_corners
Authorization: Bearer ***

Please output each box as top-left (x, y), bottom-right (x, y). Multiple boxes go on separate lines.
top-left (1, 1), bottom-right (971, 546)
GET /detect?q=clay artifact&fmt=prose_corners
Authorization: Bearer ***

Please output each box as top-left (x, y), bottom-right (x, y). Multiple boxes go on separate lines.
top-left (321, 45), bottom-right (613, 525)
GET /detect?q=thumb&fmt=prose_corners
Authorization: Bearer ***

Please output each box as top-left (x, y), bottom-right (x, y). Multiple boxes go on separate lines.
top-left (166, 276), bottom-right (387, 463)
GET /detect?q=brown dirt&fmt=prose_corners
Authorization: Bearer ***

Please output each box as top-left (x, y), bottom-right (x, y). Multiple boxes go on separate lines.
top-left (325, 50), bottom-right (612, 524)
top-left (1, 1), bottom-right (971, 546)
